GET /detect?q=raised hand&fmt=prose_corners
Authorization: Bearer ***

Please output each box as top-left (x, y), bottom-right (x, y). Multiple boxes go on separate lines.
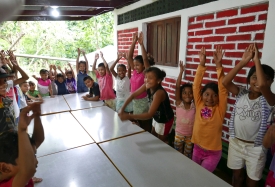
top-left (95, 53), bottom-right (99, 60)
top-left (137, 32), bottom-right (144, 45)
top-left (53, 65), bottom-right (57, 70)
top-left (241, 44), bottom-right (254, 64)
top-left (117, 52), bottom-right (123, 60)
top-left (57, 66), bottom-right (61, 70)
top-left (132, 32), bottom-right (138, 43)
top-left (122, 52), bottom-right (128, 60)
top-left (19, 102), bottom-right (42, 131)
top-left (49, 64), bottom-right (53, 69)
top-left (252, 43), bottom-right (260, 62)
top-left (198, 47), bottom-right (206, 66)
top-left (213, 46), bottom-right (224, 68)
top-left (67, 63), bottom-right (72, 67)
top-left (99, 51), bottom-right (104, 59)
top-left (77, 48), bottom-right (81, 55)
top-left (179, 60), bottom-right (185, 72)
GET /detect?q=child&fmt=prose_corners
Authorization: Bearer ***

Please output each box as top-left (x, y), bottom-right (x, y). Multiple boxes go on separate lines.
top-left (65, 63), bottom-right (77, 93)
top-left (191, 46), bottom-right (228, 172)
top-left (26, 81), bottom-right (42, 100)
top-left (223, 44), bottom-right (275, 187)
top-left (174, 60), bottom-right (195, 159)
top-left (33, 69), bottom-right (53, 97)
top-left (127, 32), bottom-right (154, 131)
top-left (119, 67), bottom-right (174, 143)
top-left (0, 102), bottom-right (44, 187)
top-left (49, 65), bottom-right (57, 96)
top-left (82, 76), bottom-right (100, 101)
top-left (110, 52), bottom-right (133, 112)
top-left (263, 125), bottom-right (275, 187)
top-left (51, 65), bottom-right (69, 95)
top-left (92, 51), bottom-right (116, 110)
top-left (19, 81), bottom-right (31, 104)
top-left (76, 48), bottom-right (89, 93)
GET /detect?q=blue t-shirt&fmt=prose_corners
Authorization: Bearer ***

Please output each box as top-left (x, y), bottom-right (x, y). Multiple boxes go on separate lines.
top-left (55, 80), bottom-right (69, 95)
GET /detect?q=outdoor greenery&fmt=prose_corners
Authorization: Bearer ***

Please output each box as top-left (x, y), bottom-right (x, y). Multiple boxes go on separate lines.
top-left (0, 12), bottom-right (114, 74)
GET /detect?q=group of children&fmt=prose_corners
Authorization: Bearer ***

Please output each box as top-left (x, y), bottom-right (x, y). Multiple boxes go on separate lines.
top-left (0, 34), bottom-right (275, 187)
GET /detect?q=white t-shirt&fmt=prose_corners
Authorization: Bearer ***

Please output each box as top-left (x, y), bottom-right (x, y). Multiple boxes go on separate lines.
top-left (234, 93), bottom-right (272, 141)
top-left (6, 80), bottom-right (20, 118)
top-left (116, 76), bottom-right (130, 100)
top-left (15, 85), bottom-right (27, 110)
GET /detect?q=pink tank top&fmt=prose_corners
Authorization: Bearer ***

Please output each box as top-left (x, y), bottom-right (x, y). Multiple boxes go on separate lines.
top-left (130, 70), bottom-right (146, 99)
top-left (175, 102), bottom-right (196, 136)
top-left (96, 72), bottom-right (116, 100)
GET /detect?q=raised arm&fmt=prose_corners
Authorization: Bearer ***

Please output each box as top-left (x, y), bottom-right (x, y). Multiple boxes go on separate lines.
top-left (110, 52), bottom-right (122, 77)
top-left (92, 53), bottom-right (99, 73)
top-left (128, 32), bottom-right (138, 70)
top-left (100, 51), bottom-right (111, 75)
top-left (122, 52), bottom-right (131, 79)
top-left (30, 103), bottom-right (44, 148)
top-left (49, 64), bottom-right (53, 79)
top-left (137, 32), bottom-right (150, 69)
top-left (76, 48), bottom-right (81, 73)
top-left (213, 46), bottom-right (228, 117)
top-left (82, 50), bottom-right (89, 71)
top-left (222, 44), bottom-right (254, 95)
top-left (253, 43), bottom-right (275, 106)
top-left (68, 63), bottom-right (75, 79)
top-left (57, 66), bottom-right (66, 78)
top-left (12, 61), bottom-right (29, 86)
top-left (53, 65), bottom-right (57, 79)
top-left (32, 75), bottom-right (39, 81)
top-left (193, 47), bottom-right (206, 105)
top-left (175, 60), bottom-right (184, 106)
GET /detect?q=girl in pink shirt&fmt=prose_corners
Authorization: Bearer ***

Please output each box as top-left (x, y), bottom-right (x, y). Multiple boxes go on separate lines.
top-left (174, 61), bottom-right (195, 158)
top-left (33, 69), bottom-right (53, 97)
top-left (92, 51), bottom-right (116, 110)
top-left (127, 31), bottom-right (154, 132)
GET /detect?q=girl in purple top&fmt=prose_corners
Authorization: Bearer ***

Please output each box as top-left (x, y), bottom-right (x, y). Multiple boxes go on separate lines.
top-left (127, 31), bottom-right (154, 132)
top-left (65, 63), bottom-right (77, 93)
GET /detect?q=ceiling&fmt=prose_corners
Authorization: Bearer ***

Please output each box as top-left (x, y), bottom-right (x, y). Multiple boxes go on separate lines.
top-left (9, 0), bottom-right (139, 21)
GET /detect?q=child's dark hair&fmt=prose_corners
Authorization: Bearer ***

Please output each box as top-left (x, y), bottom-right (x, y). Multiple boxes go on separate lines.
top-left (57, 73), bottom-right (64, 78)
top-left (144, 67), bottom-right (166, 81)
top-left (19, 81), bottom-right (28, 87)
top-left (147, 54), bottom-right (155, 66)
top-left (66, 70), bottom-right (73, 75)
top-left (134, 55), bottom-right (143, 65)
top-left (180, 83), bottom-right (193, 99)
top-left (0, 131), bottom-right (35, 165)
top-left (201, 82), bottom-right (218, 95)
top-left (117, 64), bottom-right (126, 70)
top-left (28, 81), bottom-right (35, 86)
top-left (134, 55), bottom-right (155, 66)
top-left (247, 65), bottom-right (274, 85)
top-left (39, 69), bottom-right (48, 74)
top-left (83, 76), bottom-right (93, 82)
top-left (98, 63), bottom-right (105, 68)
top-left (78, 61), bottom-right (86, 66)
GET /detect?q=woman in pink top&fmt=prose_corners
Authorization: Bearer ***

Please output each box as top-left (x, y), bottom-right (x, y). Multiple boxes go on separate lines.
top-left (174, 61), bottom-right (195, 158)
top-left (92, 51), bottom-right (116, 110)
top-left (128, 31), bottom-right (154, 132)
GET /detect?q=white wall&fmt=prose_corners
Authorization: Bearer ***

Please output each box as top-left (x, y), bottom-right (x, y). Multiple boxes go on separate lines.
top-left (114, 0), bottom-right (275, 91)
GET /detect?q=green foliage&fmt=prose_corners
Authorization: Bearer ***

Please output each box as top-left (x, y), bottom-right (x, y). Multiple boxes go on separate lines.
top-left (0, 12), bottom-right (114, 74)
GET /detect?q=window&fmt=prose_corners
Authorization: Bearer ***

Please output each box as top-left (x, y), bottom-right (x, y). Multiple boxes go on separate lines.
top-left (147, 17), bottom-right (181, 67)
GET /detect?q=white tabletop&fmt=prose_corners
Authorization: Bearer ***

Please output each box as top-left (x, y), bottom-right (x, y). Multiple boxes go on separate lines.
top-left (63, 92), bottom-right (104, 111)
top-left (100, 132), bottom-right (232, 187)
top-left (71, 106), bottom-right (144, 143)
top-left (35, 144), bottom-right (130, 187)
top-left (28, 112), bottom-right (94, 157)
top-left (40, 95), bottom-right (70, 115)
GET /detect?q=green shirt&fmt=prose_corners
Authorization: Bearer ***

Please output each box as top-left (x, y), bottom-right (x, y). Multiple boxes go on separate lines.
top-left (27, 90), bottom-right (40, 98)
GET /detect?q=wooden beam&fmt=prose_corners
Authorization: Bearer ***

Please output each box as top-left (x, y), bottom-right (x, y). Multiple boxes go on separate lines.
top-left (12, 16), bottom-right (91, 21)
top-left (24, 0), bottom-right (114, 7)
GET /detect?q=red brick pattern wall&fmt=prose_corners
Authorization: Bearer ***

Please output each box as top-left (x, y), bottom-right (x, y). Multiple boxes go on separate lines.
top-left (162, 3), bottom-right (268, 141)
top-left (117, 28), bottom-right (139, 66)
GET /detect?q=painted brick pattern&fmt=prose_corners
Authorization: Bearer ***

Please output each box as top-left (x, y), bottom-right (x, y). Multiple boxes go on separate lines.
top-left (162, 3), bottom-right (269, 142)
top-left (117, 28), bottom-right (139, 66)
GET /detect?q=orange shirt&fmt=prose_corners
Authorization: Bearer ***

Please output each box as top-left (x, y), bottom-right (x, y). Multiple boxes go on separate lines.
top-left (191, 65), bottom-right (228, 151)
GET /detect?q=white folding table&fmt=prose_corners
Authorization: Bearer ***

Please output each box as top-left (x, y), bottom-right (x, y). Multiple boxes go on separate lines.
top-left (28, 112), bottom-right (94, 157)
top-left (39, 95), bottom-right (70, 115)
top-left (100, 132), bottom-right (232, 187)
top-left (71, 106), bottom-right (144, 143)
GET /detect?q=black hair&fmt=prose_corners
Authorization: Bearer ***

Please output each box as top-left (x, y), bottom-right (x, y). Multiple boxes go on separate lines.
top-left (147, 54), bottom-right (155, 66)
top-left (247, 64), bottom-right (275, 86)
top-left (133, 55), bottom-right (144, 65)
top-left (180, 83), bottom-right (193, 100)
top-left (117, 64), bottom-right (126, 70)
top-left (98, 63), bottom-right (105, 68)
top-left (0, 131), bottom-right (35, 165)
top-left (39, 69), bottom-right (48, 74)
top-left (83, 76), bottom-right (93, 82)
top-left (28, 81), bottom-right (35, 86)
top-left (78, 61), bottom-right (86, 65)
top-left (201, 82), bottom-right (218, 95)
top-left (66, 70), bottom-right (72, 75)
top-left (56, 73), bottom-right (64, 78)
top-left (19, 81), bottom-right (28, 87)
top-left (144, 67), bottom-right (166, 81)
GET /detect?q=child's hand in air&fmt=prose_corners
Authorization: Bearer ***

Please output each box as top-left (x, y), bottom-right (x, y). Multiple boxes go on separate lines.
top-left (137, 32), bottom-right (144, 45)
top-left (53, 65), bottom-right (57, 70)
top-left (117, 52), bottom-right (123, 60)
top-left (132, 32), bottom-right (138, 43)
top-left (122, 52), bottom-right (128, 60)
top-left (241, 44), bottom-right (254, 65)
top-left (77, 48), bottom-right (81, 55)
top-left (18, 102), bottom-right (42, 131)
top-left (95, 53), bottom-right (99, 60)
top-left (213, 45), bottom-right (224, 68)
top-left (100, 51), bottom-right (104, 59)
top-left (179, 60), bottom-right (185, 72)
top-left (49, 65), bottom-right (53, 70)
top-left (57, 66), bottom-right (61, 70)
top-left (67, 63), bottom-right (72, 67)
top-left (252, 43), bottom-right (260, 63)
top-left (198, 47), bottom-right (206, 66)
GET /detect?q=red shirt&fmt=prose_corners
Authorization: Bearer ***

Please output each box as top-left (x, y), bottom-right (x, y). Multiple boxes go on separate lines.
top-left (0, 178), bottom-right (33, 187)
